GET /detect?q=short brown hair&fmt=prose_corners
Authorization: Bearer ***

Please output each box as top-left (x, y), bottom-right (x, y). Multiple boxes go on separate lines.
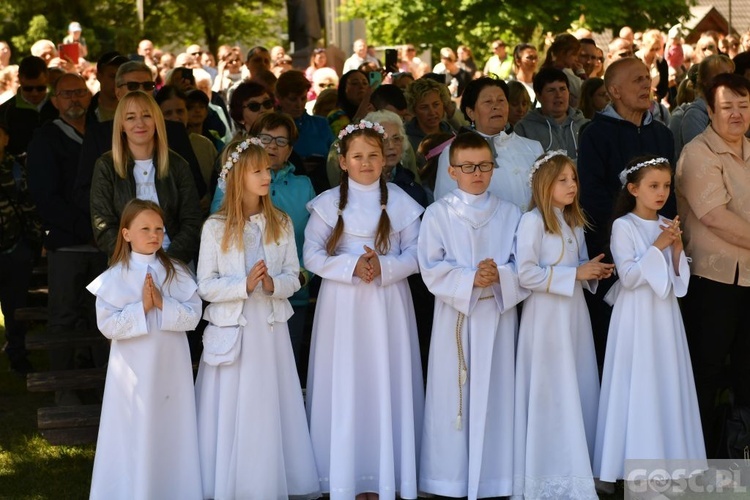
top-left (275, 70), bottom-right (311, 98)
top-left (706, 72), bottom-right (750, 112)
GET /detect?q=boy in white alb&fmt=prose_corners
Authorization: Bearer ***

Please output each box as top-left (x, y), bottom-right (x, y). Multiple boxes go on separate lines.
top-left (417, 132), bottom-right (528, 499)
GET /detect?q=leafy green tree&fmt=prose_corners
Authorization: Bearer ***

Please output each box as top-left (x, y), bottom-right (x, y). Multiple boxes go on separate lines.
top-left (339, 0), bottom-right (693, 64)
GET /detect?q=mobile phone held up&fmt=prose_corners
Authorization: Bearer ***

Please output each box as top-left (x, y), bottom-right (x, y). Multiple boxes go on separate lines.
top-left (368, 71), bottom-right (382, 89)
top-left (385, 48), bottom-right (398, 73)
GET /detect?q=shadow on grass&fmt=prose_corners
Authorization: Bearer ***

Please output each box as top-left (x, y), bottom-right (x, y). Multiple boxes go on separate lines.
top-left (0, 324), bottom-right (95, 499)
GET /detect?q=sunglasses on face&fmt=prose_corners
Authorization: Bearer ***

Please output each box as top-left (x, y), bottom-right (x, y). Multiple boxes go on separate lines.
top-left (257, 133), bottom-right (290, 147)
top-left (243, 99), bottom-right (274, 112)
top-left (56, 88), bottom-right (89, 99)
top-left (22, 85), bottom-right (47, 93)
top-left (117, 81), bottom-right (156, 91)
top-left (452, 161), bottom-right (494, 174)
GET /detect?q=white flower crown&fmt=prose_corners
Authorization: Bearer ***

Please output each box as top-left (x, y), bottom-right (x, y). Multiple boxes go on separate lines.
top-left (528, 149), bottom-right (568, 186)
top-left (335, 120), bottom-right (387, 154)
top-left (618, 157), bottom-right (670, 185)
top-left (218, 137), bottom-right (265, 189)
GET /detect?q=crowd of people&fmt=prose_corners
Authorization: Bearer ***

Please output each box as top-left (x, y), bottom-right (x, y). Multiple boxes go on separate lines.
top-left (1, 20), bottom-right (750, 499)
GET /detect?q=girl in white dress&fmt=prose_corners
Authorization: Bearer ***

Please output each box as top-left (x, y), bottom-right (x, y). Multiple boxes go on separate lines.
top-left (594, 156), bottom-right (705, 483)
top-left (513, 151), bottom-right (614, 500)
top-left (304, 121), bottom-right (425, 499)
top-left (87, 199), bottom-right (203, 500)
top-left (194, 138), bottom-right (320, 500)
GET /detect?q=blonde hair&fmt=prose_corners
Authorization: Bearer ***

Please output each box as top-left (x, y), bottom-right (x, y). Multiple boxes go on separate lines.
top-left (112, 91), bottom-right (169, 180)
top-left (529, 154), bottom-right (589, 234)
top-left (217, 140), bottom-right (288, 252)
top-left (110, 199), bottom-right (179, 285)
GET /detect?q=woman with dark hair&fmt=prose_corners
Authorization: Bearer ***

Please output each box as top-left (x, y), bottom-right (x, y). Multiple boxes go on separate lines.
top-left (305, 47), bottom-right (328, 82)
top-left (327, 69), bottom-right (371, 136)
top-left (676, 73), bottom-right (750, 458)
top-left (542, 33), bottom-right (584, 107)
top-left (228, 80), bottom-right (274, 135)
top-left (433, 77), bottom-right (543, 208)
top-left (578, 77), bottom-right (609, 119)
top-left (511, 43), bottom-right (538, 104)
top-left (156, 85), bottom-right (218, 212)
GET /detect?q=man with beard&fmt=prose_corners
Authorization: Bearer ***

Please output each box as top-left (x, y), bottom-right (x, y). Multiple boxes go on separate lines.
top-left (26, 73), bottom-right (107, 406)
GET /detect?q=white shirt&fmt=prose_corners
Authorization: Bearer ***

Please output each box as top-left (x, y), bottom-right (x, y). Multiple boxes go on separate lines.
top-left (133, 158), bottom-right (171, 250)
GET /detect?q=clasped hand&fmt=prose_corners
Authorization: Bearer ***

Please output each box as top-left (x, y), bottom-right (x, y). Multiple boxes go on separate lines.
top-left (653, 215), bottom-right (683, 252)
top-left (474, 258), bottom-right (500, 288)
top-left (576, 253), bottom-right (615, 281)
top-left (142, 273), bottom-right (163, 313)
top-left (246, 259), bottom-right (274, 294)
top-left (354, 245), bottom-right (382, 283)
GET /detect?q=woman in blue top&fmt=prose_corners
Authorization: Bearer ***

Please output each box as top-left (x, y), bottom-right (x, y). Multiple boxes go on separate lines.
top-left (211, 112), bottom-right (316, 378)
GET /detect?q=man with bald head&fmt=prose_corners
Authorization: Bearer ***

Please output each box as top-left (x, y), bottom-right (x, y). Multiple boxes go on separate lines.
top-left (578, 57), bottom-right (675, 372)
top-left (607, 37), bottom-right (634, 65)
top-left (343, 38), bottom-right (380, 73)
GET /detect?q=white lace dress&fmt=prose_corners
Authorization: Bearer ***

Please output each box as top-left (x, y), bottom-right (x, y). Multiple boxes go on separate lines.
top-left (87, 252), bottom-right (203, 500)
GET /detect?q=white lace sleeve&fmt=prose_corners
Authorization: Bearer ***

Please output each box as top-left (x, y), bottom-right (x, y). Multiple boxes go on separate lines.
top-left (159, 291), bottom-right (202, 332)
top-left (95, 297), bottom-right (149, 340)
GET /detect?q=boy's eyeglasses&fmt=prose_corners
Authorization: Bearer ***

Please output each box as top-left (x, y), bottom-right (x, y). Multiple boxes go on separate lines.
top-left (257, 133), bottom-right (290, 147)
top-left (117, 81), bottom-right (156, 91)
top-left (451, 161), bottom-right (494, 173)
top-left (243, 99), bottom-right (274, 112)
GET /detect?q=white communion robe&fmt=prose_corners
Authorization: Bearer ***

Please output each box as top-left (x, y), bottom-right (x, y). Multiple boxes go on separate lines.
top-left (303, 179), bottom-right (425, 499)
top-left (194, 215), bottom-right (321, 500)
top-left (434, 130), bottom-right (543, 211)
top-left (87, 252), bottom-right (203, 500)
top-left (512, 208), bottom-right (600, 500)
top-left (418, 189), bottom-right (529, 499)
top-left (594, 214), bottom-right (705, 481)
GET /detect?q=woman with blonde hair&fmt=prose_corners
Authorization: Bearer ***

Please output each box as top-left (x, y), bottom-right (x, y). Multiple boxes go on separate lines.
top-left (404, 77), bottom-right (455, 152)
top-left (89, 91), bottom-right (202, 264)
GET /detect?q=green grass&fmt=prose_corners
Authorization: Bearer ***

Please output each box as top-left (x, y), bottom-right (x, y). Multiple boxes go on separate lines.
top-left (0, 314), bottom-right (94, 500)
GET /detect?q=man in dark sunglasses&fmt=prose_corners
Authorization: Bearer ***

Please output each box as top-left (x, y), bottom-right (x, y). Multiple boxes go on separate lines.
top-left (0, 55), bottom-right (59, 157)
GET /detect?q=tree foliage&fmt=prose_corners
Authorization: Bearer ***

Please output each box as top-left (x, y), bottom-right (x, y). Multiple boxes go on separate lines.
top-left (339, 0), bottom-right (694, 62)
top-left (0, 0), bottom-right (285, 64)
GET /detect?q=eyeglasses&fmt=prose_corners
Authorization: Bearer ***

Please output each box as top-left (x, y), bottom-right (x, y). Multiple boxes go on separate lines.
top-left (257, 133), bottom-right (290, 147)
top-left (451, 161), bottom-right (494, 174)
top-left (243, 99), bottom-right (274, 112)
top-left (406, 47), bottom-right (416, 52)
top-left (56, 88), bottom-right (89, 99)
top-left (117, 81), bottom-right (156, 91)
top-left (615, 51), bottom-right (634, 58)
top-left (384, 134), bottom-right (404, 145)
top-left (22, 85), bottom-right (47, 93)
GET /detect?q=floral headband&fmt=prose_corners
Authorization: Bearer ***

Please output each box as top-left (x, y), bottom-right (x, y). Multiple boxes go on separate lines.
top-left (218, 137), bottom-right (265, 190)
top-left (528, 149), bottom-right (567, 186)
top-left (335, 120), bottom-right (387, 154)
top-left (618, 157), bottom-right (670, 185)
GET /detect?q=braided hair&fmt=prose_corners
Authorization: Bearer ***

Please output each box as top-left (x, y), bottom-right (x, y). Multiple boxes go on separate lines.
top-left (325, 127), bottom-right (392, 255)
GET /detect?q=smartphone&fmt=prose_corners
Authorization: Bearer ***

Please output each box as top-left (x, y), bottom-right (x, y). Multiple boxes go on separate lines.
top-left (385, 48), bottom-right (398, 73)
top-left (368, 71), bottom-right (382, 89)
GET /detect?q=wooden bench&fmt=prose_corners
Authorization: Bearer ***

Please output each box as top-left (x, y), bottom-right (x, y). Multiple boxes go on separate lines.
top-left (37, 404), bottom-right (101, 446)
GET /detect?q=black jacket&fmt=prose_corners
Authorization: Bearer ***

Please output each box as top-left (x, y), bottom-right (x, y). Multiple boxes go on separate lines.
top-left (26, 119), bottom-right (93, 250)
top-left (90, 150), bottom-right (202, 263)
top-left (0, 95), bottom-right (58, 156)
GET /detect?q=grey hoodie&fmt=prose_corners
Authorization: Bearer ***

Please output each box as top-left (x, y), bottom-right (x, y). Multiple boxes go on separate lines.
top-left (514, 107), bottom-right (589, 161)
